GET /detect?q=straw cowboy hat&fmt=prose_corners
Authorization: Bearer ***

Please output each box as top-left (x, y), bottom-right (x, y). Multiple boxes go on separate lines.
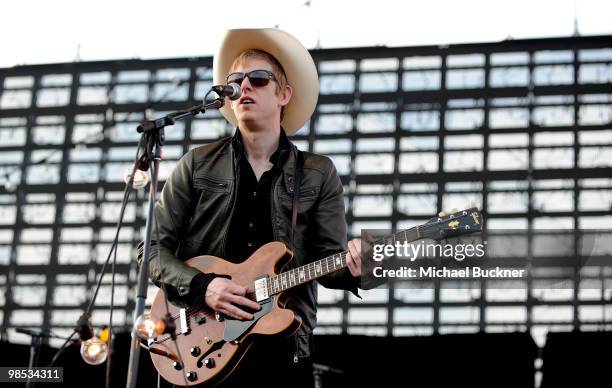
top-left (213, 28), bottom-right (319, 134)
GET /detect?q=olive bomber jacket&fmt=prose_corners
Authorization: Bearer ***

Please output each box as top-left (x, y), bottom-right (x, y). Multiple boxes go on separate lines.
top-left (137, 130), bottom-right (360, 357)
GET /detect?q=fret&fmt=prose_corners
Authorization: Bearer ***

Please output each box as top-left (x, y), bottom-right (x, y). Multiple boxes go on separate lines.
top-left (262, 214), bottom-right (475, 297)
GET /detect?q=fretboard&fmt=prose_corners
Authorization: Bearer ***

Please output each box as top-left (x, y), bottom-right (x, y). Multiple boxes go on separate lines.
top-left (266, 224), bottom-right (427, 296)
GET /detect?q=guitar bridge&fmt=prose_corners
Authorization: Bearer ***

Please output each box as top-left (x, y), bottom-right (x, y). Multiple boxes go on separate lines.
top-left (254, 276), bottom-right (270, 302)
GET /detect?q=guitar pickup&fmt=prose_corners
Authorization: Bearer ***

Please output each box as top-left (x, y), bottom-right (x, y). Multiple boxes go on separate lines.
top-left (253, 276), bottom-right (270, 302)
top-left (179, 308), bottom-right (190, 335)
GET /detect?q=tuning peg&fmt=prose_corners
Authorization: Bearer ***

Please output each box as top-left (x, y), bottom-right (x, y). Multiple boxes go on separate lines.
top-left (438, 211), bottom-right (447, 217)
top-left (451, 208), bottom-right (458, 214)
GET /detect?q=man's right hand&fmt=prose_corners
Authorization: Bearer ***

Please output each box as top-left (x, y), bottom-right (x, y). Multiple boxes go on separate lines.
top-left (204, 277), bottom-right (262, 320)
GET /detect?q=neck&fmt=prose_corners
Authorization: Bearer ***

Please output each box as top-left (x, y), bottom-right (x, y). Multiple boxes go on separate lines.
top-left (238, 125), bottom-right (281, 162)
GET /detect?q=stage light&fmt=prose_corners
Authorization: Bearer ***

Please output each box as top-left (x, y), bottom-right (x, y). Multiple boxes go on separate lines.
top-left (80, 336), bottom-right (108, 365)
top-left (135, 313), bottom-right (166, 340)
top-left (76, 313), bottom-right (108, 365)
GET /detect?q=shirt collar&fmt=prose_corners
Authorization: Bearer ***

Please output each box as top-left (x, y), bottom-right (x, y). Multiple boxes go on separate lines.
top-left (231, 127), bottom-right (291, 167)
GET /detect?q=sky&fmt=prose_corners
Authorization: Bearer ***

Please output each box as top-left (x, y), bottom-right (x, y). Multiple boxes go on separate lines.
top-left (1, 0), bottom-right (611, 68)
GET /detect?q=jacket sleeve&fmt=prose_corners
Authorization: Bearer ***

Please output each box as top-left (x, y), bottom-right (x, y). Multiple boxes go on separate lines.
top-left (310, 157), bottom-right (361, 295)
top-left (137, 149), bottom-right (217, 308)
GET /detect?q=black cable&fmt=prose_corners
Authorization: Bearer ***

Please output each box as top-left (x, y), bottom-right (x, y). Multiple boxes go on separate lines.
top-left (105, 227), bottom-right (119, 388)
top-left (48, 137), bottom-right (144, 366)
top-left (151, 160), bottom-right (188, 386)
top-left (38, 77), bottom-right (194, 370)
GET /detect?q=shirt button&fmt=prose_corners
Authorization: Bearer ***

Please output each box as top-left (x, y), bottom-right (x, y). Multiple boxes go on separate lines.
top-left (248, 222), bottom-right (254, 228)
top-left (247, 242), bottom-right (253, 247)
top-left (252, 191), bottom-right (257, 197)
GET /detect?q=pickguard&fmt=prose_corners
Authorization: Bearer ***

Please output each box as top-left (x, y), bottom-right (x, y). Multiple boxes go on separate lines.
top-left (223, 297), bottom-right (274, 342)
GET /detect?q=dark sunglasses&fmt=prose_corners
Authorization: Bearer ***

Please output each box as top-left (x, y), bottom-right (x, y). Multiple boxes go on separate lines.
top-left (226, 69), bottom-right (276, 87)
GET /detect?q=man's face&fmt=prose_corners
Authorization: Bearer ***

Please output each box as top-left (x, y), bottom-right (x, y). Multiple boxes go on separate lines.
top-left (229, 58), bottom-right (291, 129)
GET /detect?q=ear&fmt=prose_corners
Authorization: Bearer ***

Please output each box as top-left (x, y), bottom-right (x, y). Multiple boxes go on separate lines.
top-left (279, 84), bottom-right (293, 107)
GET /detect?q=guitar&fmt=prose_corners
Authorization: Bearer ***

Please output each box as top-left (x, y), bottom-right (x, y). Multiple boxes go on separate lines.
top-left (147, 207), bottom-right (483, 386)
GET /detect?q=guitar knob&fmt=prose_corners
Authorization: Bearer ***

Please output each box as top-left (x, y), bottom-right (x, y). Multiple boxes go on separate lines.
top-left (173, 361), bottom-right (183, 370)
top-left (196, 313), bottom-right (207, 324)
top-left (190, 346), bottom-right (201, 357)
top-left (186, 371), bottom-right (197, 382)
top-left (204, 358), bottom-right (215, 368)
top-left (215, 312), bottom-right (224, 322)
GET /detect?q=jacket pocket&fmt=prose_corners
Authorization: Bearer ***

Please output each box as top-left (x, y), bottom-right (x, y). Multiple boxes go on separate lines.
top-left (193, 174), bottom-right (231, 194)
top-left (283, 175), bottom-right (320, 201)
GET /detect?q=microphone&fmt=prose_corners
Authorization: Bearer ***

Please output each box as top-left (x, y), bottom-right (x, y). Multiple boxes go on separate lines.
top-left (211, 83), bottom-right (241, 101)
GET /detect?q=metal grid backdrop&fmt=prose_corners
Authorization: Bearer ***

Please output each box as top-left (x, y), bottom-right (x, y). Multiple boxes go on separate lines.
top-left (0, 35), bottom-right (611, 348)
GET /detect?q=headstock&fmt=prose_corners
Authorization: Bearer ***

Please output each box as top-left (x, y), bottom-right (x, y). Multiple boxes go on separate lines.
top-left (422, 207), bottom-right (483, 240)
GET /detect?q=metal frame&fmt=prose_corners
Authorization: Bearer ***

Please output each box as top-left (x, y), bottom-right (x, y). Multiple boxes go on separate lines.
top-left (1, 35), bottom-right (611, 343)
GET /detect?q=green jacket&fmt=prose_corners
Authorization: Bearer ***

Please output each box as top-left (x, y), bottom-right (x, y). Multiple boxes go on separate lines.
top-left (139, 130), bottom-right (359, 357)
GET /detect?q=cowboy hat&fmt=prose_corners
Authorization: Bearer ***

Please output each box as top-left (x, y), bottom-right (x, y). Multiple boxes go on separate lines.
top-left (213, 28), bottom-right (318, 134)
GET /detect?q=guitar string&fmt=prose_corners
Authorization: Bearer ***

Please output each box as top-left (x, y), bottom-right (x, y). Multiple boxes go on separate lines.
top-left (156, 212), bottom-right (478, 340)
top-left (265, 213), bottom-right (475, 295)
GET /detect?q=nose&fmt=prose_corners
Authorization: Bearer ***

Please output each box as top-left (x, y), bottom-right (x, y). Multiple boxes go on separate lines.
top-left (240, 76), bottom-right (253, 91)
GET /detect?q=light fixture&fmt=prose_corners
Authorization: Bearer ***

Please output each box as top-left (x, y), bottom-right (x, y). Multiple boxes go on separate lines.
top-left (80, 336), bottom-right (108, 365)
top-left (135, 313), bottom-right (166, 340)
top-left (124, 168), bottom-right (150, 190)
top-left (76, 313), bottom-right (108, 365)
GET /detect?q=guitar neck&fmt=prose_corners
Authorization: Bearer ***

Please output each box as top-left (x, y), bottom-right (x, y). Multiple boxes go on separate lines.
top-left (266, 226), bottom-right (424, 296)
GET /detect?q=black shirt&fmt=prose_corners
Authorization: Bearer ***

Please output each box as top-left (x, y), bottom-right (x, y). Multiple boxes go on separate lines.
top-left (185, 129), bottom-right (290, 308)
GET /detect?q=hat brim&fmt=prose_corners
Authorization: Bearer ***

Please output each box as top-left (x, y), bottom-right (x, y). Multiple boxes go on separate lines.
top-left (213, 29), bottom-right (318, 134)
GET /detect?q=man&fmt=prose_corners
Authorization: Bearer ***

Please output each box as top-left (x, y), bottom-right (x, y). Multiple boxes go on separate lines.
top-left (144, 29), bottom-right (363, 387)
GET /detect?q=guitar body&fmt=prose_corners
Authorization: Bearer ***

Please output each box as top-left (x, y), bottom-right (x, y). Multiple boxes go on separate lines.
top-left (149, 242), bottom-right (301, 386)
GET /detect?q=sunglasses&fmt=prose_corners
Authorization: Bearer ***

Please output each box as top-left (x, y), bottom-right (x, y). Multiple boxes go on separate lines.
top-left (226, 69), bottom-right (277, 87)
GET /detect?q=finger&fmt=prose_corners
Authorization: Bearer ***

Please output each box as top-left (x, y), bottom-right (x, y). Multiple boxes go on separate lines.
top-left (347, 257), bottom-right (360, 277)
top-left (348, 240), bottom-right (360, 266)
top-left (228, 282), bottom-right (247, 296)
top-left (227, 293), bottom-right (262, 311)
top-left (351, 240), bottom-right (362, 266)
top-left (346, 250), bottom-right (359, 277)
top-left (221, 304), bottom-right (253, 321)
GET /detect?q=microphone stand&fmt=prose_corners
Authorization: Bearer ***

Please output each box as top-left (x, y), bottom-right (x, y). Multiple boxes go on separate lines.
top-left (125, 96), bottom-right (224, 388)
top-left (16, 328), bottom-right (74, 388)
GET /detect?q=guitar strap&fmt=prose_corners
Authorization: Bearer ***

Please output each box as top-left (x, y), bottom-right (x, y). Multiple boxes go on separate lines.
top-left (291, 149), bottom-right (304, 250)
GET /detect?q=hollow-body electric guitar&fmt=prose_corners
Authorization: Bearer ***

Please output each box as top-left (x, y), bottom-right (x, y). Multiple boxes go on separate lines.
top-left (147, 207), bottom-right (483, 386)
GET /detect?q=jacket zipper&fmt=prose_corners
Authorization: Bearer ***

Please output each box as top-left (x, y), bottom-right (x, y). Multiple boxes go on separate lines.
top-left (293, 334), bottom-right (299, 363)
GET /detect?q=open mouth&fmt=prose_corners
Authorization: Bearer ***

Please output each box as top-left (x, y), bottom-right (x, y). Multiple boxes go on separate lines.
top-left (240, 98), bottom-right (255, 105)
